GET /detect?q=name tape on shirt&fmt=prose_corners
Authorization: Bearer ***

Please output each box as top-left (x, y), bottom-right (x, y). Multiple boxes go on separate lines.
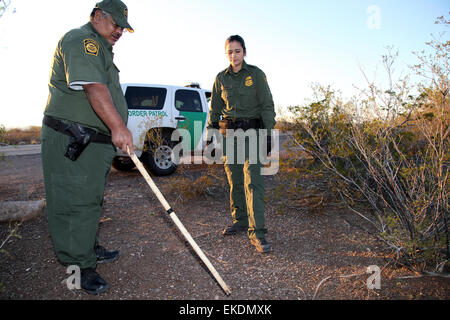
top-left (84, 39), bottom-right (99, 56)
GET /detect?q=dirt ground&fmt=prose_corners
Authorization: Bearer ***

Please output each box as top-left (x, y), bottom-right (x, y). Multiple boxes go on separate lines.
top-left (0, 153), bottom-right (448, 302)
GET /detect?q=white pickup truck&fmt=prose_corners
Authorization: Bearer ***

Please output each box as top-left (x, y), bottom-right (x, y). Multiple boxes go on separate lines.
top-left (113, 83), bottom-right (211, 176)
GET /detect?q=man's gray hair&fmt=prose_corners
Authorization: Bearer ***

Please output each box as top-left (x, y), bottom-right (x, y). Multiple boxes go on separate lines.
top-left (90, 7), bottom-right (111, 19)
top-left (100, 10), bottom-right (111, 18)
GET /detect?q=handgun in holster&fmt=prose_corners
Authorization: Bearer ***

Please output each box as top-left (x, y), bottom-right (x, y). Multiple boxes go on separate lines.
top-left (64, 123), bottom-right (92, 161)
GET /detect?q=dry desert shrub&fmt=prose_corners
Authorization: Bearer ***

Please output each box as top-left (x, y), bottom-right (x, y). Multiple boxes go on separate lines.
top-left (282, 20), bottom-right (449, 273)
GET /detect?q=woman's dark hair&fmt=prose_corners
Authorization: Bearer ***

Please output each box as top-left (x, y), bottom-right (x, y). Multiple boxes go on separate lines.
top-left (225, 35), bottom-right (246, 53)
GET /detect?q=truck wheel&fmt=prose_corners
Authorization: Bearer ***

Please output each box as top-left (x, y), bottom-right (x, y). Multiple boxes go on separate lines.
top-left (140, 131), bottom-right (178, 176)
top-left (112, 156), bottom-right (136, 172)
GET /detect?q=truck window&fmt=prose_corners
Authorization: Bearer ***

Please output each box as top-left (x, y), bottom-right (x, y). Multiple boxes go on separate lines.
top-left (125, 86), bottom-right (167, 110)
top-left (174, 89), bottom-right (203, 112)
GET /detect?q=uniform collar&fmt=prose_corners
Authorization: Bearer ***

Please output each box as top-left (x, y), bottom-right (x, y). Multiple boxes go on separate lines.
top-left (225, 60), bottom-right (249, 75)
top-left (82, 22), bottom-right (113, 53)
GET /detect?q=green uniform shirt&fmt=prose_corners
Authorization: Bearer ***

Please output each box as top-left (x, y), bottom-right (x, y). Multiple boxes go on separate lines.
top-left (208, 61), bottom-right (276, 130)
top-left (44, 22), bottom-right (128, 134)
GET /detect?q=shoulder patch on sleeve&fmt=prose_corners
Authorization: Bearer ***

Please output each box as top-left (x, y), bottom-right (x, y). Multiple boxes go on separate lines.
top-left (83, 39), bottom-right (99, 56)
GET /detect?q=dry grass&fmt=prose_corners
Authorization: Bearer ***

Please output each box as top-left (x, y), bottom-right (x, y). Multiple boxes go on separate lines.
top-left (2, 126), bottom-right (41, 145)
top-left (165, 164), bottom-right (228, 202)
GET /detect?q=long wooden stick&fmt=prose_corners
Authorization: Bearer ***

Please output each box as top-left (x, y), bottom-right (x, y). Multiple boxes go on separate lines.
top-left (127, 148), bottom-right (231, 296)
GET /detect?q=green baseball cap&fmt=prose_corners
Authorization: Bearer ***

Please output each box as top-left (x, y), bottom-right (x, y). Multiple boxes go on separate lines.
top-left (96, 0), bottom-right (134, 33)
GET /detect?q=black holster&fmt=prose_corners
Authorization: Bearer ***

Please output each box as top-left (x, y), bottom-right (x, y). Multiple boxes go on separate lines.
top-left (64, 123), bottom-right (92, 161)
top-left (43, 115), bottom-right (112, 161)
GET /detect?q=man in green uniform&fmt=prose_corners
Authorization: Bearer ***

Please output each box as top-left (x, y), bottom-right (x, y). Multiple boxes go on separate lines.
top-left (41, 0), bottom-right (134, 294)
top-left (208, 35), bottom-right (276, 253)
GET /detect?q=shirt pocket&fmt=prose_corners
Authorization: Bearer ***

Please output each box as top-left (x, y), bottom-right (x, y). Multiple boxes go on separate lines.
top-left (106, 63), bottom-right (121, 89)
top-left (222, 86), bottom-right (234, 97)
top-left (238, 86), bottom-right (258, 106)
top-left (221, 87), bottom-right (235, 106)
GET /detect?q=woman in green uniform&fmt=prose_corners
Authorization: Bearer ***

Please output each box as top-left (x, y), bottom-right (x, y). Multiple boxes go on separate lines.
top-left (208, 35), bottom-right (276, 253)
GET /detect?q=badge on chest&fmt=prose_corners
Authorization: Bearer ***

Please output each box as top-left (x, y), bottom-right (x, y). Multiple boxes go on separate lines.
top-left (245, 76), bottom-right (253, 87)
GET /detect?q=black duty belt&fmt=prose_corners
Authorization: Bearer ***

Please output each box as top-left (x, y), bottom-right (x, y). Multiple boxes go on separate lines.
top-left (43, 115), bottom-right (112, 144)
top-left (219, 118), bottom-right (263, 131)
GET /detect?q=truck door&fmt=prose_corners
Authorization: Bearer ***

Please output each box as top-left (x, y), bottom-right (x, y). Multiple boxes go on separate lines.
top-left (123, 85), bottom-right (172, 154)
top-left (174, 89), bottom-right (207, 151)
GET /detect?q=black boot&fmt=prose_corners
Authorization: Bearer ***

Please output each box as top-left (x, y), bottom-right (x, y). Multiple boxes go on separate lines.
top-left (222, 223), bottom-right (248, 236)
top-left (250, 237), bottom-right (272, 253)
top-left (80, 268), bottom-right (110, 295)
top-left (95, 245), bottom-right (119, 264)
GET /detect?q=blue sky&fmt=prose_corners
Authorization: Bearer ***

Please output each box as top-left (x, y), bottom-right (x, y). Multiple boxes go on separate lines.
top-left (0, 0), bottom-right (448, 128)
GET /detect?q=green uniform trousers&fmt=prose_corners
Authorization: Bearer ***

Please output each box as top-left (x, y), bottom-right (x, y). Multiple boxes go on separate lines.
top-left (41, 124), bottom-right (115, 269)
top-left (223, 131), bottom-right (267, 240)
